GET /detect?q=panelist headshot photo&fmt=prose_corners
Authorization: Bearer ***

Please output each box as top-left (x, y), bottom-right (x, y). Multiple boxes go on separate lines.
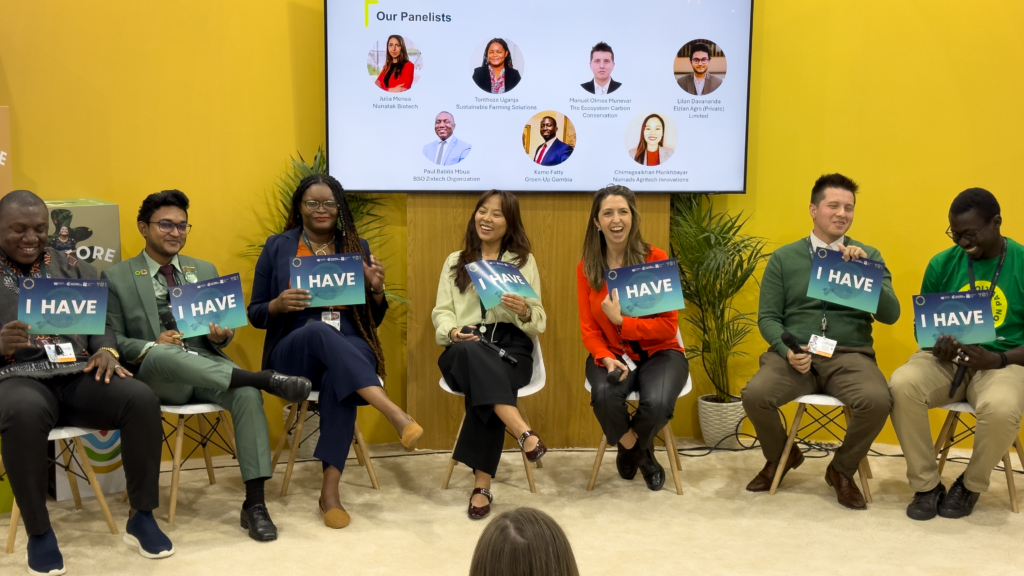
top-left (471, 38), bottom-right (523, 94)
top-left (625, 112), bottom-right (678, 166)
top-left (581, 41), bottom-right (621, 95)
top-left (522, 111), bottom-right (575, 166)
top-left (422, 111), bottom-right (472, 166)
top-left (369, 35), bottom-right (422, 93)
top-left (674, 40), bottom-right (727, 96)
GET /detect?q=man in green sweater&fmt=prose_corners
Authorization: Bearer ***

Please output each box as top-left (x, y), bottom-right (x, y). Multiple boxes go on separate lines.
top-left (742, 173), bottom-right (900, 510)
top-left (890, 188), bottom-right (1024, 520)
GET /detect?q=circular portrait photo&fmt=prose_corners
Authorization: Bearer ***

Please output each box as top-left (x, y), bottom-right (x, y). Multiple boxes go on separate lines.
top-left (674, 39), bottom-right (726, 96)
top-left (471, 38), bottom-right (525, 94)
top-left (368, 35), bottom-right (423, 93)
top-left (422, 111), bottom-right (472, 166)
top-left (523, 111), bottom-right (575, 166)
top-left (624, 112), bottom-right (678, 167)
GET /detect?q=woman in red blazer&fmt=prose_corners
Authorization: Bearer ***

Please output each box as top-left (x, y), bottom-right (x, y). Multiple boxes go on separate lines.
top-left (375, 35), bottom-right (415, 92)
top-left (576, 185), bottom-right (689, 492)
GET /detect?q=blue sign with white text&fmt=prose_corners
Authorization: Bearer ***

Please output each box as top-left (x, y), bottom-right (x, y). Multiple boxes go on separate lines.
top-left (169, 273), bottom-right (248, 338)
top-left (806, 248), bottom-right (885, 314)
top-left (605, 258), bottom-right (685, 317)
top-left (19, 278), bottom-right (108, 335)
top-left (465, 260), bottom-right (539, 310)
top-left (913, 290), bottom-right (997, 348)
top-left (290, 253), bottom-right (366, 307)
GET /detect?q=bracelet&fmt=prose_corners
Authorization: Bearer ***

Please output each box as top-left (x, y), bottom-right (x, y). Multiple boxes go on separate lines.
top-left (999, 351), bottom-right (1008, 369)
top-left (371, 282), bottom-right (386, 295)
top-left (97, 347), bottom-right (120, 361)
top-left (518, 308), bottom-right (532, 322)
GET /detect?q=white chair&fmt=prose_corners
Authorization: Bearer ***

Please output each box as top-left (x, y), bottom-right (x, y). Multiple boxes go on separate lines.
top-left (933, 401), bottom-right (1024, 513)
top-left (4, 427), bottom-right (117, 554)
top-left (273, 382), bottom-right (382, 497)
top-left (440, 335), bottom-right (546, 493)
top-left (769, 394), bottom-right (874, 502)
top-left (585, 329), bottom-right (690, 496)
top-left (159, 404), bottom-right (236, 523)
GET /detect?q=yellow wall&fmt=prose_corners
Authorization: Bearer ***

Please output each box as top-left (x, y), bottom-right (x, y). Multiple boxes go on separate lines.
top-left (1, 1), bottom-right (1022, 450)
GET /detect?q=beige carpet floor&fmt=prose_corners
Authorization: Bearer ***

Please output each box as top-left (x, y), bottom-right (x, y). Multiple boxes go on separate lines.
top-left (2, 441), bottom-right (1022, 575)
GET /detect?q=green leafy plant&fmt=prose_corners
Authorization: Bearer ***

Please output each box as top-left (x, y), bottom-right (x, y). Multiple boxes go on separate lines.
top-left (670, 194), bottom-right (769, 403)
top-left (242, 145), bottom-right (406, 303)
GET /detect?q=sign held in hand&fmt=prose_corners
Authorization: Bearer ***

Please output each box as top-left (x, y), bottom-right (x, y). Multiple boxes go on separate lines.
top-left (465, 260), bottom-right (539, 310)
top-left (806, 248), bottom-right (886, 314)
top-left (605, 258), bottom-right (685, 317)
top-left (913, 290), bottom-right (997, 348)
top-left (169, 273), bottom-right (248, 338)
top-left (19, 278), bottom-right (108, 335)
top-left (290, 253), bottom-right (366, 307)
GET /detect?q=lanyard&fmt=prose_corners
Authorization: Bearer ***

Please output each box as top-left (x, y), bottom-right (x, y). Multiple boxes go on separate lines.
top-left (806, 239), bottom-right (830, 334)
top-left (968, 238), bottom-right (1007, 296)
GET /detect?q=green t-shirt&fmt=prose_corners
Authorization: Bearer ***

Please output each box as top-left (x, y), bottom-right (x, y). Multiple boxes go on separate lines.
top-left (920, 237), bottom-right (1024, 352)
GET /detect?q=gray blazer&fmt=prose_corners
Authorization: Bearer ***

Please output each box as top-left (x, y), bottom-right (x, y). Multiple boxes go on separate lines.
top-left (677, 73), bottom-right (723, 96)
top-left (628, 146), bottom-right (674, 166)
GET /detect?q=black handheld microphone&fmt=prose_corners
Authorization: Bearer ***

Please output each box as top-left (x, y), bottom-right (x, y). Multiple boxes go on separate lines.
top-left (158, 310), bottom-right (191, 352)
top-left (607, 368), bottom-right (623, 384)
top-left (949, 361), bottom-right (968, 399)
top-left (781, 332), bottom-right (819, 377)
top-left (460, 326), bottom-right (517, 366)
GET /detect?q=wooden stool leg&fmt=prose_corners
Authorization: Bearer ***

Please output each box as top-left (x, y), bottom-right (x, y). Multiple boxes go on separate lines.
top-left (121, 490), bottom-right (129, 504)
top-left (934, 412), bottom-right (956, 456)
top-left (220, 410), bottom-right (238, 456)
top-left (518, 403), bottom-right (542, 469)
top-left (1013, 436), bottom-right (1024, 469)
top-left (857, 457), bottom-right (873, 504)
top-left (280, 401), bottom-right (308, 497)
top-left (353, 422), bottom-right (366, 468)
top-left (770, 404), bottom-right (805, 495)
top-left (441, 412), bottom-right (466, 490)
top-left (1003, 451), bottom-right (1019, 513)
top-left (59, 439), bottom-right (83, 510)
top-left (272, 403), bottom-right (298, 471)
top-left (75, 438), bottom-right (117, 534)
top-left (6, 500), bottom-right (19, 554)
top-left (663, 422), bottom-right (682, 495)
top-left (666, 423), bottom-right (682, 471)
top-left (353, 422), bottom-right (379, 490)
top-left (520, 442), bottom-right (537, 493)
top-left (168, 414), bottom-right (186, 524)
top-left (938, 413), bottom-right (959, 475)
top-left (197, 414), bottom-right (216, 485)
top-left (587, 434), bottom-right (608, 491)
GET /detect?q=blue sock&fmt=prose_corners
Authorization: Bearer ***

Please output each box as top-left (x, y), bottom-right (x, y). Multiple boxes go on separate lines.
top-left (27, 528), bottom-right (64, 575)
top-left (125, 511), bottom-right (174, 558)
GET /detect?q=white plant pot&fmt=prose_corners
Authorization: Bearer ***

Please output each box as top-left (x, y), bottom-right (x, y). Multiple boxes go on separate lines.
top-left (283, 406), bottom-right (320, 460)
top-left (697, 394), bottom-right (746, 449)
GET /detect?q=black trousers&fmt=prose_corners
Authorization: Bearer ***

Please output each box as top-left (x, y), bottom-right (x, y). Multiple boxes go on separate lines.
top-left (439, 324), bottom-right (533, 478)
top-left (587, 349), bottom-right (689, 450)
top-left (0, 372), bottom-right (162, 535)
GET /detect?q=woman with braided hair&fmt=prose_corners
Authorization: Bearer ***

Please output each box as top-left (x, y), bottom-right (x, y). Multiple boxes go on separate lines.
top-left (248, 174), bottom-right (421, 529)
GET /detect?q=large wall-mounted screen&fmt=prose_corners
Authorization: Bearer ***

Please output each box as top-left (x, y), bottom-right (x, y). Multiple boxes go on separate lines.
top-left (326, 0), bottom-right (753, 193)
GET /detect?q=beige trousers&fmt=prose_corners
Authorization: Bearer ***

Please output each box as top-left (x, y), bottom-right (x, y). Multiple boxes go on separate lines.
top-left (889, 349), bottom-right (1024, 493)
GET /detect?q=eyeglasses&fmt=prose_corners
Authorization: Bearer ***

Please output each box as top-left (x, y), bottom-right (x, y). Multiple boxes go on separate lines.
top-left (304, 200), bottom-right (339, 212)
top-left (946, 220), bottom-right (992, 244)
top-left (691, 57), bottom-right (710, 64)
top-left (149, 220), bottom-right (191, 234)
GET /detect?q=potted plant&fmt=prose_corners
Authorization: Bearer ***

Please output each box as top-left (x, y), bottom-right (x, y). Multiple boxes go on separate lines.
top-left (670, 194), bottom-right (769, 448)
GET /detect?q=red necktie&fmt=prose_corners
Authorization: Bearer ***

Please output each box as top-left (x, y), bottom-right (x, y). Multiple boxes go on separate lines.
top-left (158, 265), bottom-right (177, 287)
top-left (535, 144), bottom-right (547, 164)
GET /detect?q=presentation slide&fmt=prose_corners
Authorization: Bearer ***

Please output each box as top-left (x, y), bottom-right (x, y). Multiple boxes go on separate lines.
top-left (326, 0), bottom-right (753, 193)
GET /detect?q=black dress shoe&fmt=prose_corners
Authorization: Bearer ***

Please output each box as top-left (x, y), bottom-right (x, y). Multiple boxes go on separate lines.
top-left (938, 475), bottom-right (979, 519)
top-left (633, 447), bottom-right (665, 491)
top-left (267, 372), bottom-right (312, 403)
top-left (468, 488), bottom-right (492, 520)
top-left (240, 503), bottom-right (278, 542)
top-left (616, 442), bottom-right (639, 480)
top-left (907, 483), bottom-right (946, 521)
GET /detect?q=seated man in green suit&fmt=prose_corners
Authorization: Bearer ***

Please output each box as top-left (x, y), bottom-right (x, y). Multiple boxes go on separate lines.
top-left (103, 190), bottom-right (311, 543)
